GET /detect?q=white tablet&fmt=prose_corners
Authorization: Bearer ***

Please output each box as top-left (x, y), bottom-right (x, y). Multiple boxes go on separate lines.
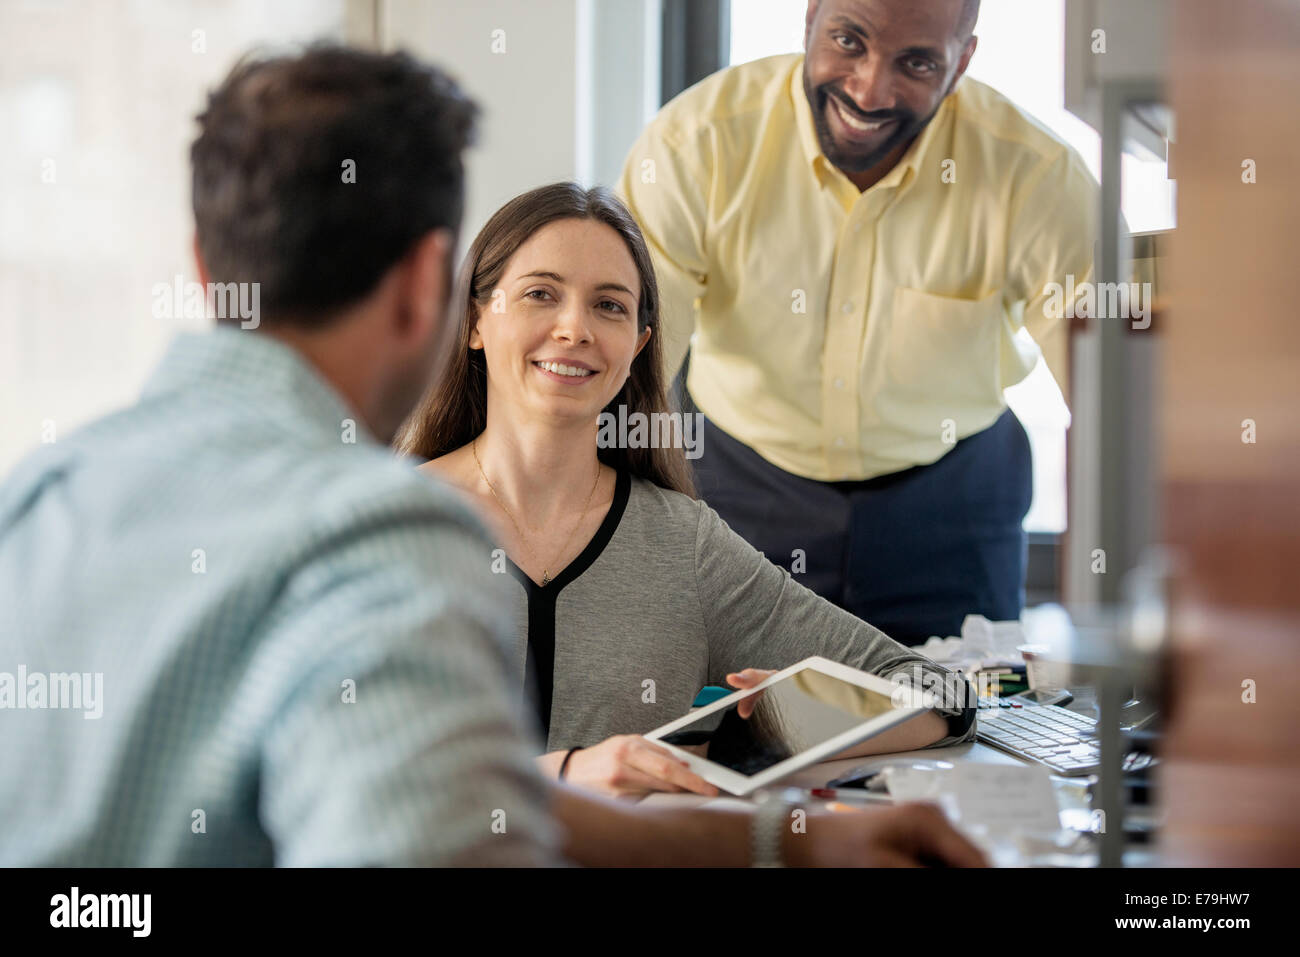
top-left (643, 656), bottom-right (930, 796)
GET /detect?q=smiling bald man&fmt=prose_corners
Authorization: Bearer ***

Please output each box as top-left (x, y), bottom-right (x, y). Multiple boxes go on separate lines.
top-left (618, 0), bottom-right (1097, 644)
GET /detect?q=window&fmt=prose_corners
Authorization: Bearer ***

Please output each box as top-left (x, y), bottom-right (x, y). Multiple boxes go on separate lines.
top-left (0, 1), bottom-right (347, 477)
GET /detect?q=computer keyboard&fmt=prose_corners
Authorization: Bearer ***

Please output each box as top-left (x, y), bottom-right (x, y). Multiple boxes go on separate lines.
top-left (976, 698), bottom-right (1155, 777)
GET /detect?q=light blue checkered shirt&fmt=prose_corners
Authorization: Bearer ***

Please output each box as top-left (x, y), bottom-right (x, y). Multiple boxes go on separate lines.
top-left (0, 326), bottom-right (558, 865)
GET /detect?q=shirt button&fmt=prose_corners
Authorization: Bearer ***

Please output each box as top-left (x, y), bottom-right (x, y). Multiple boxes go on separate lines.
top-left (833, 436), bottom-right (846, 448)
top-left (853, 222), bottom-right (863, 234)
top-left (833, 377), bottom-right (845, 389)
top-left (841, 300), bottom-right (854, 313)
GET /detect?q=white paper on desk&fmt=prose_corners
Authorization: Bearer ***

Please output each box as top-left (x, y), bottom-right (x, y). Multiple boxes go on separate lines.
top-left (880, 764), bottom-right (957, 815)
top-left (915, 635), bottom-right (965, 664)
top-left (951, 763), bottom-right (1061, 834)
top-left (915, 617), bottom-right (1026, 672)
top-left (960, 614), bottom-right (1025, 663)
top-left (884, 763), bottom-right (1061, 836)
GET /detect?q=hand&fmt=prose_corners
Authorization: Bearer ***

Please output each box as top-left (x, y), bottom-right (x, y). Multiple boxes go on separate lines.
top-left (564, 735), bottom-right (721, 799)
top-left (724, 668), bottom-right (777, 719)
top-left (790, 802), bottom-right (988, 868)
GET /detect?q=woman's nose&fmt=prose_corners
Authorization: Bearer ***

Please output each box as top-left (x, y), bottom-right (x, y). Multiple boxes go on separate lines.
top-left (551, 303), bottom-right (594, 343)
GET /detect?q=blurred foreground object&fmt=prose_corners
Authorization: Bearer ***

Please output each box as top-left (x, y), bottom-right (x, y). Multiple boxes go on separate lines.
top-left (1158, 0), bottom-right (1300, 866)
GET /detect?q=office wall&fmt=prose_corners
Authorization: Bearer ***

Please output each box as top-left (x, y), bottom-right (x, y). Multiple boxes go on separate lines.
top-left (383, 0), bottom-right (660, 252)
top-left (581, 0), bottom-right (662, 190)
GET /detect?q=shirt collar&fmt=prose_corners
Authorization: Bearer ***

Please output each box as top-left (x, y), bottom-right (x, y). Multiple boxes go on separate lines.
top-left (142, 324), bottom-right (374, 444)
top-left (788, 54), bottom-right (954, 199)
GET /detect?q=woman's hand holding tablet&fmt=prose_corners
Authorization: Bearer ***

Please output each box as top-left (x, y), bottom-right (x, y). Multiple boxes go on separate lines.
top-left (552, 735), bottom-right (721, 799)
top-left (724, 668), bottom-right (778, 718)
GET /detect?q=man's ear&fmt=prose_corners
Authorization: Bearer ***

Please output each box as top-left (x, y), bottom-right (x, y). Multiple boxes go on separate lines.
top-left (398, 228), bottom-right (454, 341)
top-left (192, 233), bottom-right (211, 288)
top-left (951, 35), bottom-right (978, 89)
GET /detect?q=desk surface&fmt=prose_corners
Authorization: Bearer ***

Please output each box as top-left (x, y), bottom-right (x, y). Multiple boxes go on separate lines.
top-left (639, 739), bottom-right (1159, 865)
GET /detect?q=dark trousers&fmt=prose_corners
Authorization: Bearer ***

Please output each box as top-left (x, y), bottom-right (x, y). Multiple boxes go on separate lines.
top-left (689, 409), bottom-right (1033, 646)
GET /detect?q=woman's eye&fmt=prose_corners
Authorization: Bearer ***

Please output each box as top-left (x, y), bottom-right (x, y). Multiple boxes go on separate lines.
top-left (598, 299), bottom-right (626, 314)
top-left (524, 289), bottom-right (551, 302)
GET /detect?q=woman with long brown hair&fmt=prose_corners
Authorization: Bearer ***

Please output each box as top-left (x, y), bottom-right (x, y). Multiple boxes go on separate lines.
top-left (398, 182), bottom-right (974, 798)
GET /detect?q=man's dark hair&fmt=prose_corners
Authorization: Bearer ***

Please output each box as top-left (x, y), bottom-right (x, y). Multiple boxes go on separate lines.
top-left (191, 43), bottom-right (477, 328)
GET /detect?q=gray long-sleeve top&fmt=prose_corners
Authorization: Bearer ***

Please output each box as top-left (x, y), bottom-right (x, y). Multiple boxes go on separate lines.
top-left (502, 471), bottom-right (977, 752)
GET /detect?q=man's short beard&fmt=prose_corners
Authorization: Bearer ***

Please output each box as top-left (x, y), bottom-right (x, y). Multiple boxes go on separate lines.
top-left (803, 69), bottom-right (943, 175)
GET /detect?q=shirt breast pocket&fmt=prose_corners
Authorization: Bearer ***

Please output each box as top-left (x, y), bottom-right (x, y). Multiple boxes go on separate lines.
top-left (886, 286), bottom-right (1004, 405)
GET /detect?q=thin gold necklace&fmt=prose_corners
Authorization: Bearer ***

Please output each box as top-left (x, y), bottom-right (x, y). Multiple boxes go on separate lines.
top-left (471, 437), bottom-right (601, 586)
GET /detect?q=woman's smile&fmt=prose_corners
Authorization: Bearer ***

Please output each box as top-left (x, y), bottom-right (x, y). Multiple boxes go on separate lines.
top-left (531, 358), bottom-right (600, 385)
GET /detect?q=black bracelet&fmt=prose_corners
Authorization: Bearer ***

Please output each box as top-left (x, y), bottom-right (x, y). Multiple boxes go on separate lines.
top-left (558, 746), bottom-right (584, 780)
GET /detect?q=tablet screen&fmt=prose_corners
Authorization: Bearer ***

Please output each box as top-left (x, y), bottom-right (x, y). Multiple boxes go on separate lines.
top-left (659, 669), bottom-right (902, 777)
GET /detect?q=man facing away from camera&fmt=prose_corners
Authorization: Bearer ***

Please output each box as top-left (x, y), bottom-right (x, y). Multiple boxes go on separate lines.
top-left (0, 45), bottom-right (983, 868)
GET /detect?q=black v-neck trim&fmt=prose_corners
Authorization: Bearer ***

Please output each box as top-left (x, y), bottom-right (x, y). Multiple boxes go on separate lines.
top-left (504, 469), bottom-right (631, 738)
top-left (503, 468), bottom-right (630, 594)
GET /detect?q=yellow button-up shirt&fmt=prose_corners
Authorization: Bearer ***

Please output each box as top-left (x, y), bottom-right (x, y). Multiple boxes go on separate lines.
top-left (617, 53), bottom-right (1097, 481)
